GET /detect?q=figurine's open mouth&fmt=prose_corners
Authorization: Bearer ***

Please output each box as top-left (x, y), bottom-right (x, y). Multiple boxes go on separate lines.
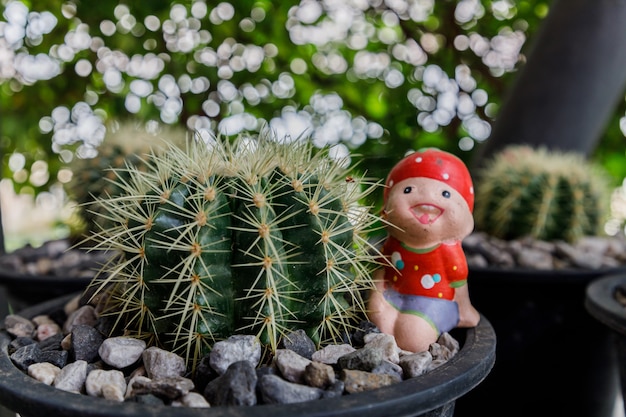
top-left (412, 204), bottom-right (443, 225)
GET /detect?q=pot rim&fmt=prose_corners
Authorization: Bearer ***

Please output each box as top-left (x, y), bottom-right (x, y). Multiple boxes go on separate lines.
top-left (0, 294), bottom-right (496, 417)
top-left (585, 273), bottom-right (626, 334)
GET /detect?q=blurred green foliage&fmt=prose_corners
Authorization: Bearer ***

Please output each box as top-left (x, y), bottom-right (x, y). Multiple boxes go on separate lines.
top-left (1, 0), bottom-right (625, 208)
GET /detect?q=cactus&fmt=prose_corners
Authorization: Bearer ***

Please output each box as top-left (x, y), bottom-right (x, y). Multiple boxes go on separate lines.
top-left (473, 145), bottom-right (612, 242)
top-left (86, 132), bottom-right (381, 370)
top-left (66, 120), bottom-right (190, 237)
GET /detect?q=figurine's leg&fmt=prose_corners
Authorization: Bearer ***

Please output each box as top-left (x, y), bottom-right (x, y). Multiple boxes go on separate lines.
top-left (368, 276), bottom-right (438, 353)
top-left (368, 279), bottom-right (399, 337)
top-left (392, 313), bottom-right (438, 352)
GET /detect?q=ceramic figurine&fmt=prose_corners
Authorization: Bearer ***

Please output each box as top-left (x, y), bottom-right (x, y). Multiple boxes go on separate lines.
top-left (368, 148), bottom-right (480, 352)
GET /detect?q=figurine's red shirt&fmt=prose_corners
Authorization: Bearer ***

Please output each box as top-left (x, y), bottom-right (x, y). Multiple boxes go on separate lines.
top-left (381, 236), bottom-right (468, 300)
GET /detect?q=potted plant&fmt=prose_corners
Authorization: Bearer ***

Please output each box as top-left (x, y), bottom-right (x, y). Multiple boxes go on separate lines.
top-left (456, 145), bottom-right (624, 417)
top-left (585, 272), bottom-right (626, 413)
top-left (0, 133), bottom-right (495, 417)
top-left (0, 120), bottom-right (189, 312)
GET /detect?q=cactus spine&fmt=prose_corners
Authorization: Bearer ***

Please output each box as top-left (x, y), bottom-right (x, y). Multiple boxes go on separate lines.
top-left (473, 145), bottom-right (611, 242)
top-left (88, 133), bottom-right (380, 370)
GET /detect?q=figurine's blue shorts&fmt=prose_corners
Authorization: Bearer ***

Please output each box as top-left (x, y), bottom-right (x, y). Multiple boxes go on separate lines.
top-left (383, 288), bottom-right (459, 335)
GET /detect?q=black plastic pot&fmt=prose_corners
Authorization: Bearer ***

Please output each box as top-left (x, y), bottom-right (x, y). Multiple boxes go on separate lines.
top-left (454, 266), bottom-right (623, 417)
top-left (0, 239), bottom-right (106, 313)
top-left (0, 294), bottom-right (496, 417)
top-left (585, 273), bottom-right (626, 415)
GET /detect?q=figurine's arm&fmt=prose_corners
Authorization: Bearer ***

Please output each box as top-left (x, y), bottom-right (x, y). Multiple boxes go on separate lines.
top-left (453, 283), bottom-right (480, 327)
top-left (445, 242), bottom-right (480, 327)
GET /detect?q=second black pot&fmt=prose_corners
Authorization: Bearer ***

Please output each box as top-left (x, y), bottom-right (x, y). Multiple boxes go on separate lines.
top-left (455, 267), bottom-right (622, 417)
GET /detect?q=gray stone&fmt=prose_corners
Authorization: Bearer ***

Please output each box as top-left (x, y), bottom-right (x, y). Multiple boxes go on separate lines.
top-left (279, 329), bottom-right (316, 360)
top-left (436, 332), bottom-right (460, 356)
top-left (209, 335), bottom-right (261, 375)
top-left (54, 359), bottom-right (88, 392)
top-left (40, 349), bottom-right (68, 368)
top-left (4, 314), bottom-right (35, 338)
top-left (399, 351), bottom-right (433, 378)
top-left (274, 349), bottom-right (311, 383)
top-left (176, 392), bottom-right (211, 408)
top-left (63, 305), bottom-right (98, 334)
top-left (10, 343), bottom-right (41, 371)
top-left (70, 324), bottom-right (104, 362)
top-left (98, 337), bottom-right (146, 368)
top-left (321, 379), bottom-right (345, 399)
top-left (363, 332), bottom-right (399, 364)
top-left (204, 360), bottom-right (257, 406)
top-left (337, 344), bottom-right (383, 372)
top-left (372, 360), bottom-right (403, 381)
top-left (312, 344), bottom-right (356, 365)
top-left (259, 374), bottom-right (323, 404)
top-left (129, 376), bottom-right (194, 400)
top-left (142, 346), bottom-right (186, 379)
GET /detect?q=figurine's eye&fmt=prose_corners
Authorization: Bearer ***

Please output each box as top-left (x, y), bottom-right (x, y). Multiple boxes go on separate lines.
top-left (403, 186), bottom-right (412, 194)
top-left (442, 190), bottom-right (451, 198)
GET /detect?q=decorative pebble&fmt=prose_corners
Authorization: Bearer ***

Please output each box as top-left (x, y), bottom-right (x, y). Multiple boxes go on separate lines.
top-left (40, 349), bottom-right (68, 369)
top-left (6, 294), bottom-right (464, 410)
top-left (311, 344), bottom-right (356, 365)
top-left (54, 360), bottom-right (88, 393)
top-left (363, 333), bottom-right (400, 364)
top-left (463, 231), bottom-right (626, 270)
top-left (372, 360), bottom-right (403, 381)
top-left (204, 360), bottom-right (257, 406)
top-left (70, 324), bottom-right (104, 362)
top-left (130, 376), bottom-right (194, 400)
top-left (259, 374), bottom-right (324, 405)
top-left (337, 344), bottom-right (383, 372)
top-left (303, 361), bottom-right (335, 389)
top-left (38, 333), bottom-right (64, 351)
top-left (63, 305), bottom-right (98, 334)
top-left (437, 332), bottom-right (459, 355)
top-left (10, 343), bottom-right (41, 371)
top-left (274, 349), bottom-right (311, 383)
top-left (4, 314), bottom-right (35, 338)
top-left (209, 335), bottom-right (261, 375)
top-left (28, 362), bottom-right (61, 385)
top-left (399, 351), bottom-right (433, 378)
top-left (176, 392), bottom-right (211, 408)
top-left (142, 347), bottom-right (186, 379)
top-left (125, 375), bottom-right (152, 399)
top-left (279, 329), bottom-right (316, 360)
top-left (36, 322), bottom-right (62, 341)
top-left (85, 369), bottom-right (126, 401)
top-left (98, 337), bottom-right (146, 368)
top-left (341, 369), bottom-right (399, 393)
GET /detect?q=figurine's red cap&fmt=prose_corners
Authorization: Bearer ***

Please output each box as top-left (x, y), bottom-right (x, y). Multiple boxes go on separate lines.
top-left (384, 148), bottom-right (474, 212)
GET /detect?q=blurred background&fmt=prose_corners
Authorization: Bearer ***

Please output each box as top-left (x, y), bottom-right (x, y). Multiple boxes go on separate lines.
top-left (1, 0), bottom-right (626, 251)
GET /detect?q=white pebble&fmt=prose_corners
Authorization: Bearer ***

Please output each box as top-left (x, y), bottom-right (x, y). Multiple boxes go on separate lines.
top-left (28, 362), bottom-right (61, 385)
top-left (85, 369), bottom-right (126, 401)
top-left (98, 337), bottom-right (146, 368)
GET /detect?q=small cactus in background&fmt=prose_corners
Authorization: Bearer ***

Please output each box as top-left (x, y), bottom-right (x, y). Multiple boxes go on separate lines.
top-left (66, 120), bottom-right (190, 237)
top-left (473, 145), bottom-right (612, 242)
top-left (87, 132), bottom-right (381, 370)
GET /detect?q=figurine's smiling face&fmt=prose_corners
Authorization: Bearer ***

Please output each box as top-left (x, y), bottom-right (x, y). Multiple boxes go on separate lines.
top-left (384, 176), bottom-right (474, 247)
